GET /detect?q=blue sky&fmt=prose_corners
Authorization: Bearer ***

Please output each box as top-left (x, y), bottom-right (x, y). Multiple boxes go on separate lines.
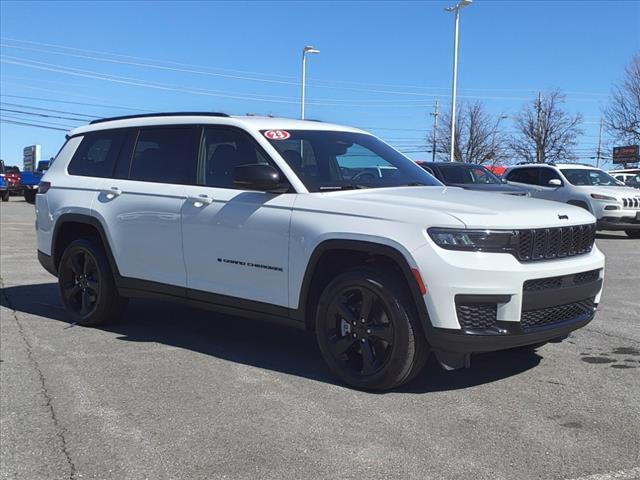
top-left (1, 0), bottom-right (639, 166)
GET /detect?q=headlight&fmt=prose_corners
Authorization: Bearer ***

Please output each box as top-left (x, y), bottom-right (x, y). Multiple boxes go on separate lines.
top-left (428, 228), bottom-right (517, 252)
top-left (590, 193), bottom-right (617, 202)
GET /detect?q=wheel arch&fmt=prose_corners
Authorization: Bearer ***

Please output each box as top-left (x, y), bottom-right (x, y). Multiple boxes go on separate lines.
top-left (294, 239), bottom-right (430, 332)
top-left (52, 213), bottom-right (120, 278)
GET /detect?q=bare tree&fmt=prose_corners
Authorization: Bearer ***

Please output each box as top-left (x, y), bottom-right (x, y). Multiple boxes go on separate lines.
top-left (434, 101), bottom-right (507, 165)
top-left (510, 90), bottom-right (583, 163)
top-left (605, 54), bottom-right (640, 144)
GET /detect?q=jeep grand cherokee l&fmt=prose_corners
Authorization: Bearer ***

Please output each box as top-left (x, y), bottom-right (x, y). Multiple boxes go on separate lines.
top-left (36, 113), bottom-right (605, 390)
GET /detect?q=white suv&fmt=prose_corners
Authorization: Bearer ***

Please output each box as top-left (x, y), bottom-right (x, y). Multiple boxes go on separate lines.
top-left (504, 163), bottom-right (640, 238)
top-left (36, 113), bottom-right (605, 390)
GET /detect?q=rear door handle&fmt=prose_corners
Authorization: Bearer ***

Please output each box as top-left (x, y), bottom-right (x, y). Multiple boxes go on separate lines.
top-left (187, 194), bottom-right (213, 207)
top-left (101, 187), bottom-right (121, 199)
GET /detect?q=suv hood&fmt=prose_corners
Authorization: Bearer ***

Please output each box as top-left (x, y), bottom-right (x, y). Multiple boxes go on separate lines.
top-left (322, 186), bottom-right (595, 229)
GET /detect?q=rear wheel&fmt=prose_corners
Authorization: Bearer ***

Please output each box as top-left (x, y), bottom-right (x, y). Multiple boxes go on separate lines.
top-left (24, 189), bottom-right (36, 204)
top-left (58, 238), bottom-right (127, 326)
top-left (315, 266), bottom-right (428, 391)
top-left (625, 230), bottom-right (640, 239)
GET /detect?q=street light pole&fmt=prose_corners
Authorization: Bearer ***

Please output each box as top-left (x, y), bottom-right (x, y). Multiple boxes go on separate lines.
top-left (301, 45), bottom-right (320, 120)
top-left (445, 0), bottom-right (472, 162)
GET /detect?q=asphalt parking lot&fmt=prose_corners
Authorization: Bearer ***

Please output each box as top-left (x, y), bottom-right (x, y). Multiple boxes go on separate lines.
top-left (1, 198), bottom-right (639, 480)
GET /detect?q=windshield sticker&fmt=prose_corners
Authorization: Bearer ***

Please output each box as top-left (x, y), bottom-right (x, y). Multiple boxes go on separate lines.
top-left (264, 130), bottom-right (291, 140)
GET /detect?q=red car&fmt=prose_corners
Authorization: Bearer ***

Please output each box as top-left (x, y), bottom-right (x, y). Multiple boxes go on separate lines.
top-left (0, 165), bottom-right (22, 201)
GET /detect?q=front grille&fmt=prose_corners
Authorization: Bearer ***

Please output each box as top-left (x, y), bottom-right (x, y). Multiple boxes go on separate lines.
top-left (574, 269), bottom-right (601, 284)
top-left (622, 197), bottom-right (640, 209)
top-left (521, 298), bottom-right (596, 330)
top-left (456, 303), bottom-right (497, 329)
top-left (523, 269), bottom-right (601, 291)
top-left (523, 276), bottom-right (563, 291)
top-left (516, 224), bottom-right (596, 262)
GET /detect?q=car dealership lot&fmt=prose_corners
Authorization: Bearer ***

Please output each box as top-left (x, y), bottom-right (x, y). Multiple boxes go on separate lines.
top-left (1, 200), bottom-right (638, 480)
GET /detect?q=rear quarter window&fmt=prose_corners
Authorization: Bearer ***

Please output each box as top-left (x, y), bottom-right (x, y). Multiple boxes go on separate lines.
top-left (68, 130), bottom-right (126, 178)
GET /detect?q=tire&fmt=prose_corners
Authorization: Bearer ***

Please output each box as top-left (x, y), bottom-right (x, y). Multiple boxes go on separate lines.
top-left (1, 191), bottom-right (8, 202)
top-left (315, 265), bottom-right (428, 391)
top-left (24, 189), bottom-right (36, 204)
top-left (625, 230), bottom-right (640, 239)
top-left (58, 238), bottom-right (127, 326)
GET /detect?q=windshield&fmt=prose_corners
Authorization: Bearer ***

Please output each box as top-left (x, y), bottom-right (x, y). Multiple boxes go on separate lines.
top-left (438, 164), bottom-right (502, 185)
top-left (262, 130), bottom-right (441, 191)
top-left (562, 168), bottom-right (622, 186)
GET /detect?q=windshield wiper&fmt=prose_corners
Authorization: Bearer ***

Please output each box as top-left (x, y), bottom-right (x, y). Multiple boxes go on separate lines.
top-left (319, 184), bottom-right (370, 191)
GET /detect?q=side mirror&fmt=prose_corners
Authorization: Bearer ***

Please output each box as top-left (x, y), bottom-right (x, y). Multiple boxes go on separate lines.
top-left (233, 164), bottom-right (281, 191)
top-left (548, 178), bottom-right (562, 187)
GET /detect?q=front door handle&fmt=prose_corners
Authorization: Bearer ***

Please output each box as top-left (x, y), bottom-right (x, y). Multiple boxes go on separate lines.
top-left (101, 186), bottom-right (121, 199)
top-left (187, 194), bottom-right (213, 207)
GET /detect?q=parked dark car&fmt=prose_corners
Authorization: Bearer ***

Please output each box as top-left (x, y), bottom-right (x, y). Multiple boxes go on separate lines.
top-left (417, 162), bottom-right (528, 195)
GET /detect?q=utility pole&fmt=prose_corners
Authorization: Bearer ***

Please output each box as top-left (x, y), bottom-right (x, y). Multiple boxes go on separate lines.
top-left (596, 117), bottom-right (604, 168)
top-left (535, 92), bottom-right (543, 163)
top-left (430, 100), bottom-right (439, 161)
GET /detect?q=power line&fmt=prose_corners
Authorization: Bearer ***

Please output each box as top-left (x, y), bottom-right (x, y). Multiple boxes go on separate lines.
top-left (0, 118), bottom-right (69, 131)
top-left (0, 101), bottom-right (98, 118)
top-left (1, 56), bottom-right (438, 107)
top-left (0, 92), bottom-right (151, 112)
top-left (0, 113), bottom-right (76, 128)
top-left (0, 107), bottom-right (92, 122)
top-left (0, 37), bottom-right (610, 98)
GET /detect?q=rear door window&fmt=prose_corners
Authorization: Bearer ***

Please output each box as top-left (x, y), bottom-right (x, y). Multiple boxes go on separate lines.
top-left (506, 168), bottom-right (539, 185)
top-left (129, 127), bottom-right (199, 184)
top-left (68, 130), bottom-right (126, 178)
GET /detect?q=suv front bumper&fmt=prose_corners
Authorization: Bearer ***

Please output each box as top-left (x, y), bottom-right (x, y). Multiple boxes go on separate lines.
top-left (597, 213), bottom-right (640, 231)
top-left (428, 313), bottom-right (593, 355)
top-left (411, 241), bottom-right (605, 362)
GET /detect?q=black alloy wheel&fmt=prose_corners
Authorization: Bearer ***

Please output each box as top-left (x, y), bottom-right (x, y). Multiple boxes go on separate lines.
top-left (315, 266), bottom-right (428, 391)
top-left (60, 248), bottom-right (100, 318)
top-left (325, 285), bottom-right (395, 376)
top-left (58, 238), bottom-right (127, 326)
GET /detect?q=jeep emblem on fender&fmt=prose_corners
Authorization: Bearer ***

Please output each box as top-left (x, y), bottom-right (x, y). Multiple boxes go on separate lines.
top-left (558, 214), bottom-right (569, 220)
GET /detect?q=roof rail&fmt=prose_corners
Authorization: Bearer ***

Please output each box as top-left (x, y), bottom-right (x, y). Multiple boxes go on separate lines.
top-left (515, 161), bottom-right (557, 166)
top-left (89, 112), bottom-right (230, 125)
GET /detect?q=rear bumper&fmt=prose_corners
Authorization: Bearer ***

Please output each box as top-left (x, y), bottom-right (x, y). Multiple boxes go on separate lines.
top-left (38, 250), bottom-right (57, 277)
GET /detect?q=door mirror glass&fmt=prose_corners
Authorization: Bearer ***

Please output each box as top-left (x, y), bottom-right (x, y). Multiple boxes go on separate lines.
top-left (548, 178), bottom-right (562, 187)
top-left (233, 164), bottom-right (281, 191)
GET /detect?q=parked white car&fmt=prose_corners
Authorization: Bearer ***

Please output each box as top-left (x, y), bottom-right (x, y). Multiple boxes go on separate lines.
top-left (609, 168), bottom-right (640, 189)
top-left (36, 113), bottom-right (605, 390)
top-left (505, 163), bottom-right (640, 238)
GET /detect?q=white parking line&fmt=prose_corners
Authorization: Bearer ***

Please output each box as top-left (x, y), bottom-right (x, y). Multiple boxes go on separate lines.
top-left (566, 467), bottom-right (640, 480)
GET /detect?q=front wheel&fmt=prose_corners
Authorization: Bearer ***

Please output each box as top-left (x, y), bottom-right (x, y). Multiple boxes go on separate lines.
top-left (58, 238), bottom-right (127, 326)
top-left (315, 266), bottom-right (428, 391)
top-left (625, 230), bottom-right (640, 239)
